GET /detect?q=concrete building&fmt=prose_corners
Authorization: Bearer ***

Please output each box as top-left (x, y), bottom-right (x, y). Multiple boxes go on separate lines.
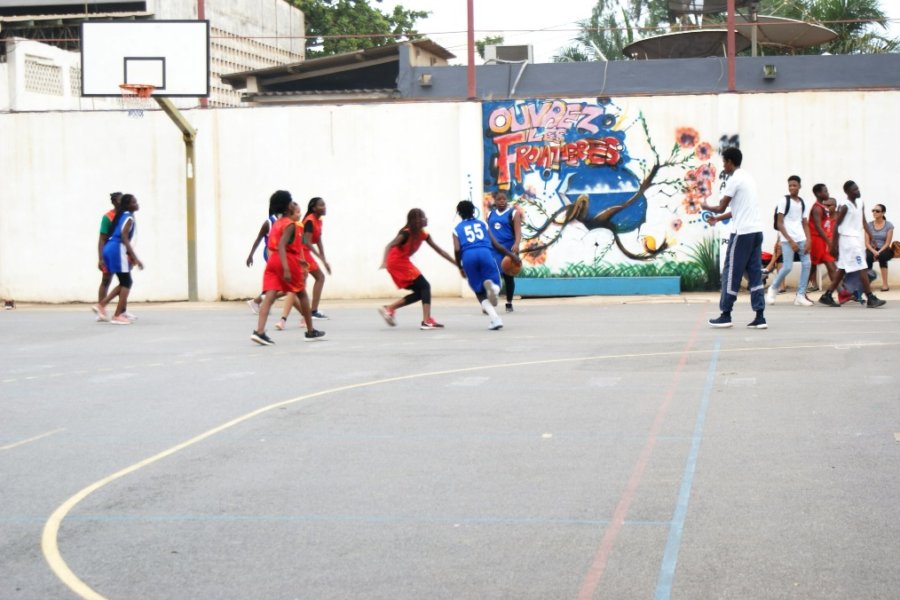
top-left (0, 0), bottom-right (304, 110)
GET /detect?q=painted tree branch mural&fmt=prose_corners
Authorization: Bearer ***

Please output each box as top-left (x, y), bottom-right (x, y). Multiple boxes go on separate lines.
top-left (482, 98), bottom-right (733, 290)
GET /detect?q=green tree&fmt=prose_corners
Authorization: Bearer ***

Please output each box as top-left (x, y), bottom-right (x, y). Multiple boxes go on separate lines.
top-left (475, 35), bottom-right (505, 60)
top-left (555, 0), bottom-right (898, 61)
top-left (293, 0), bottom-right (429, 58)
top-left (717, 0), bottom-right (897, 54)
top-left (554, 0), bottom-right (668, 62)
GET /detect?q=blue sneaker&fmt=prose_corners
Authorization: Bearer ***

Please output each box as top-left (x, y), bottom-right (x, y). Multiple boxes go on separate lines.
top-left (708, 314), bottom-right (732, 328)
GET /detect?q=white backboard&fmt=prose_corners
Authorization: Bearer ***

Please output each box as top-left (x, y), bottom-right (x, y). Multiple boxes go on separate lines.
top-left (81, 20), bottom-right (210, 97)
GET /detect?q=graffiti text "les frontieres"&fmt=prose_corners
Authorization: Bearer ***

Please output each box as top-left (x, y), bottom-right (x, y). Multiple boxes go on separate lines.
top-left (492, 133), bottom-right (622, 188)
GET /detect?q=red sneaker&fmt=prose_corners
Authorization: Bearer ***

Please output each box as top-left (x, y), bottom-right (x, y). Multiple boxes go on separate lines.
top-left (420, 317), bottom-right (444, 330)
top-left (378, 306), bottom-right (396, 326)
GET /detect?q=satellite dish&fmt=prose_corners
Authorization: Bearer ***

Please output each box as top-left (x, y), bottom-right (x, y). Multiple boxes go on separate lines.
top-left (732, 14), bottom-right (838, 49)
top-left (624, 29), bottom-right (751, 59)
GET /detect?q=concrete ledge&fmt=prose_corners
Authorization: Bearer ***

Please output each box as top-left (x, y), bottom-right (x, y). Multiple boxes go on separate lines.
top-left (516, 277), bottom-right (681, 297)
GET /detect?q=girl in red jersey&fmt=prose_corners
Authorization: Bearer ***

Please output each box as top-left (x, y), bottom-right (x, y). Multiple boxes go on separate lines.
top-left (274, 196), bottom-right (331, 328)
top-left (378, 208), bottom-right (457, 329)
top-left (251, 192), bottom-right (325, 345)
top-left (301, 197), bottom-right (331, 319)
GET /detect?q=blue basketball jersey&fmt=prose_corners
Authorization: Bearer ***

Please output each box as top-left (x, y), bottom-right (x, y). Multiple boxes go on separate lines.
top-left (262, 214), bottom-right (278, 261)
top-left (488, 207), bottom-right (516, 250)
top-left (454, 218), bottom-right (500, 294)
top-left (453, 218), bottom-right (492, 254)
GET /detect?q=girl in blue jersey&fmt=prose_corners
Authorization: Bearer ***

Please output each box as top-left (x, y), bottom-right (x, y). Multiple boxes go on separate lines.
top-left (452, 200), bottom-right (521, 330)
top-left (99, 194), bottom-right (143, 325)
top-left (487, 190), bottom-right (522, 312)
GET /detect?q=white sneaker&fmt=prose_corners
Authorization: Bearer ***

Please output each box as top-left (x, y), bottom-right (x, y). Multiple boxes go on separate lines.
top-left (489, 318), bottom-right (503, 330)
top-left (123, 311), bottom-right (137, 321)
top-left (793, 295), bottom-right (814, 306)
top-left (247, 299), bottom-right (260, 314)
top-left (765, 286), bottom-right (777, 305)
top-left (484, 280), bottom-right (498, 307)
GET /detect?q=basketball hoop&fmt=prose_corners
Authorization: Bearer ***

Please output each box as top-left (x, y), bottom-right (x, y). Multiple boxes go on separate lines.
top-left (119, 84), bottom-right (156, 118)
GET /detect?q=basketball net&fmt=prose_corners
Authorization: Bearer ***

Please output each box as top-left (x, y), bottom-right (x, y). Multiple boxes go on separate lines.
top-left (119, 84), bottom-right (156, 118)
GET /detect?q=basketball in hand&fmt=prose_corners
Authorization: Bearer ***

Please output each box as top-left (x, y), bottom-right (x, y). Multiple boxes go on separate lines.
top-left (501, 255), bottom-right (522, 276)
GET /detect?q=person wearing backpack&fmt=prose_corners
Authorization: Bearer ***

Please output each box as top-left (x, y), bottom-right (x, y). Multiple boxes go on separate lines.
top-left (766, 175), bottom-right (813, 306)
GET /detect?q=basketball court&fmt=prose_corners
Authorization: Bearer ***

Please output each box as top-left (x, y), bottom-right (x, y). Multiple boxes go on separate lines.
top-left (2, 294), bottom-right (899, 599)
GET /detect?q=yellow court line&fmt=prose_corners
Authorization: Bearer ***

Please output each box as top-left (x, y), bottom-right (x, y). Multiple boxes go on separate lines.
top-left (41, 339), bottom-right (900, 599)
top-left (1, 428), bottom-right (66, 451)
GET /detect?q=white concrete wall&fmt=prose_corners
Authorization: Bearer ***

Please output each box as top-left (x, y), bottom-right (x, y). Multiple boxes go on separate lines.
top-left (1, 92), bottom-right (897, 303)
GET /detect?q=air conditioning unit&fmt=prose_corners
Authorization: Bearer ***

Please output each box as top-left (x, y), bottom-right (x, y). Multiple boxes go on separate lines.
top-left (484, 45), bottom-right (534, 64)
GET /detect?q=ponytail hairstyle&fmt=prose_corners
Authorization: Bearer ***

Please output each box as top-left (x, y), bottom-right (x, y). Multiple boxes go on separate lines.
top-left (305, 197), bottom-right (324, 219)
top-left (399, 208), bottom-right (426, 247)
top-left (456, 200), bottom-right (476, 220)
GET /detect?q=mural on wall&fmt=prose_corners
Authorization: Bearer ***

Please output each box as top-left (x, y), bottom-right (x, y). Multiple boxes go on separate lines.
top-left (482, 98), bottom-right (739, 290)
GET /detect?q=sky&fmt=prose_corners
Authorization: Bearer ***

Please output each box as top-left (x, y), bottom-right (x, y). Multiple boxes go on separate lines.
top-left (380, 0), bottom-right (900, 64)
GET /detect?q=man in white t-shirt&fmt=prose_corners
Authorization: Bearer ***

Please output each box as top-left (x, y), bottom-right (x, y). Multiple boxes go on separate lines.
top-left (700, 147), bottom-right (767, 329)
top-left (818, 180), bottom-right (886, 308)
top-left (767, 175), bottom-right (813, 306)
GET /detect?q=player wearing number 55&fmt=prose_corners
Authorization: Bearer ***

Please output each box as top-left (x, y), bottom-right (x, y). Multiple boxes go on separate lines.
top-left (453, 200), bottom-right (521, 331)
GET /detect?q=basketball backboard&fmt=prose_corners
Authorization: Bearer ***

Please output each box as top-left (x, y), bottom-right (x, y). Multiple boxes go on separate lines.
top-left (81, 20), bottom-right (210, 97)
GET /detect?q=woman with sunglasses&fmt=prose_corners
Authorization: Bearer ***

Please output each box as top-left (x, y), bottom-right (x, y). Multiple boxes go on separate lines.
top-left (865, 204), bottom-right (893, 291)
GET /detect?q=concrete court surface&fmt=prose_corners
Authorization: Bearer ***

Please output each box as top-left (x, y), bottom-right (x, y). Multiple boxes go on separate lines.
top-left (2, 293), bottom-right (899, 600)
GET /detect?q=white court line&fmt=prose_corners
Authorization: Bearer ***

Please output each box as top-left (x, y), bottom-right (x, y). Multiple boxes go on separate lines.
top-left (1, 428), bottom-right (66, 451)
top-left (41, 339), bottom-right (900, 600)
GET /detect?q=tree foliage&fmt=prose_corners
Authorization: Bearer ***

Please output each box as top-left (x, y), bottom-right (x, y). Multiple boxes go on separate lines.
top-left (554, 0), bottom-right (898, 61)
top-left (293, 0), bottom-right (429, 58)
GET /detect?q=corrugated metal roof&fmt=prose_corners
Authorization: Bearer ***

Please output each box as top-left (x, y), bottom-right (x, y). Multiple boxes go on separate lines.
top-left (222, 39), bottom-right (453, 89)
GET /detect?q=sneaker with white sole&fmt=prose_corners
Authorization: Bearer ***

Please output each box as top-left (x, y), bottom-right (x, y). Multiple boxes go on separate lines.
top-left (793, 295), bottom-right (814, 306)
top-left (378, 306), bottom-right (396, 326)
top-left (746, 316), bottom-right (768, 329)
top-left (304, 329), bottom-right (326, 341)
top-left (274, 318), bottom-right (287, 331)
top-left (484, 280), bottom-right (498, 307)
top-left (420, 318), bottom-right (444, 330)
top-left (765, 286), bottom-right (777, 305)
top-left (251, 330), bottom-right (275, 345)
top-left (123, 311), bottom-right (137, 321)
top-left (311, 310), bottom-right (329, 320)
top-left (110, 314), bottom-right (131, 325)
top-left (92, 304), bottom-right (110, 321)
top-left (247, 299), bottom-right (260, 314)
top-left (489, 318), bottom-right (503, 330)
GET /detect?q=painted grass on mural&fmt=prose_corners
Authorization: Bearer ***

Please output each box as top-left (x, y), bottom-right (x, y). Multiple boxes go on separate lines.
top-left (520, 235), bottom-right (721, 292)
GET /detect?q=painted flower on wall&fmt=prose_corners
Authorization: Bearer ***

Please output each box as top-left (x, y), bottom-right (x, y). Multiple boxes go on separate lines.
top-left (676, 127), bottom-right (700, 149)
top-left (694, 142), bottom-right (713, 161)
top-left (682, 196), bottom-right (702, 214)
top-left (670, 217), bottom-right (683, 232)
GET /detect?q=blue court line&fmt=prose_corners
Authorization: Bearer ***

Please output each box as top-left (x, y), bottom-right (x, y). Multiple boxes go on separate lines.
top-left (654, 338), bottom-right (721, 600)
